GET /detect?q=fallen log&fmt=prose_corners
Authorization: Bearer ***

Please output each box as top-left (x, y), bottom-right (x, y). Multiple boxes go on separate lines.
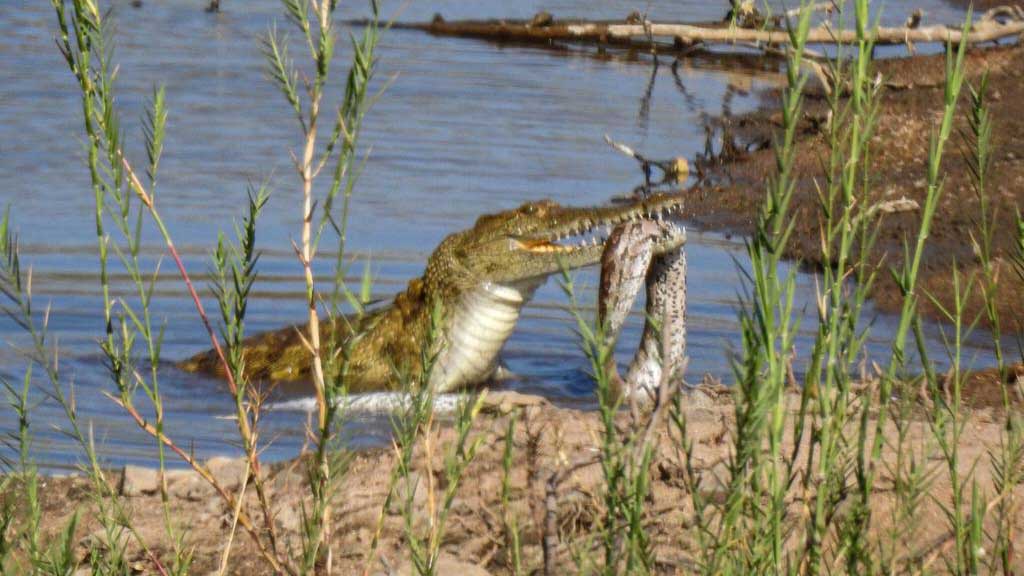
top-left (361, 6), bottom-right (1024, 52)
top-left (376, 16), bottom-right (716, 53)
top-left (594, 17), bottom-right (1024, 47)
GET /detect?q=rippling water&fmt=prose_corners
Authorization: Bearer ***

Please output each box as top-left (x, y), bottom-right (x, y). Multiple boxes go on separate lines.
top-left (0, 0), bottom-right (991, 470)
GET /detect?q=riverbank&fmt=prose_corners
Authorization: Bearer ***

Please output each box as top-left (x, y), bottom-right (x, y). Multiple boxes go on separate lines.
top-left (681, 42), bottom-right (1024, 411)
top-left (946, 0), bottom-right (1024, 9)
top-left (23, 388), bottom-right (1024, 574)
top-left (687, 43), bottom-right (1023, 330)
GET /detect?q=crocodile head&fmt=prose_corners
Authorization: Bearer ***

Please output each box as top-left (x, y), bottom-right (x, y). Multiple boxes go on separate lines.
top-left (419, 190), bottom-right (688, 391)
top-left (425, 191), bottom-right (688, 292)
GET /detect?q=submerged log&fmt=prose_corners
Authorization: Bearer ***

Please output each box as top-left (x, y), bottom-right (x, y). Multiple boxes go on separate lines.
top-left (361, 6), bottom-right (1024, 52)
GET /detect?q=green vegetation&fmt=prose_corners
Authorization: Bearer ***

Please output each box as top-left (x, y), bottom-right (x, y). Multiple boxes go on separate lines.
top-left (0, 0), bottom-right (1021, 574)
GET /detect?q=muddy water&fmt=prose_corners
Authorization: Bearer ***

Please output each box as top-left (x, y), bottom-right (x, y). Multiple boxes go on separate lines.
top-left (0, 0), bottom-right (990, 469)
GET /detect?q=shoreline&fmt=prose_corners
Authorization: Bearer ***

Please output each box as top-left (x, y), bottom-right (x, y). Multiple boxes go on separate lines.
top-left (27, 387), bottom-right (1024, 574)
top-left (685, 42), bottom-right (1024, 334)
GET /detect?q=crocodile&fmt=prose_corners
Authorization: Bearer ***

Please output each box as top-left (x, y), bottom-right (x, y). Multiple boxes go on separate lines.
top-left (179, 192), bottom-right (687, 394)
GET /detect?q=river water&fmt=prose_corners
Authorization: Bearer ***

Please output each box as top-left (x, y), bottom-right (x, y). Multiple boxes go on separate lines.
top-left (0, 0), bottom-right (993, 470)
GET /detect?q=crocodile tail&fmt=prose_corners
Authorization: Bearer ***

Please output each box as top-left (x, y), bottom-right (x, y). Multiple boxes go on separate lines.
top-left (177, 343), bottom-right (228, 378)
top-left (177, 322), bottom-right (312, 383)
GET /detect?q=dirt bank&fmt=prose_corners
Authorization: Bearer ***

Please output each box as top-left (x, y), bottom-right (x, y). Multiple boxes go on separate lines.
top-left (20, 389), bottom-right (1024, 575)
top-left (945, 0), bottom-right (1024, 9)
top-left (685, 43), bottom-right (1024, 335)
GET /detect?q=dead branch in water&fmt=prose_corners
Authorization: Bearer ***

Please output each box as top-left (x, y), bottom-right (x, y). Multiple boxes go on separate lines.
top-left (357, 6), bottom-right (1024, 55)
top-left (604, 135), bottom-right (690, 187)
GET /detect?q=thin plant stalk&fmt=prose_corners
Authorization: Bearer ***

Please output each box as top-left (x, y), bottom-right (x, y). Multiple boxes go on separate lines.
top-left (800, 0), bottom-right (883, 570)
top-left (559, 267), bottom-right (665, 575)
top-left (855, 16), bottom-right (973, 564)
top-left (52, 1), bottom-right (293, 571)
top-left (501, 412), bottom-right (524, 576)
top-left (263, 1), bottom-right (381, 568)
top-left (963, 72), bottom-right (1023, 575)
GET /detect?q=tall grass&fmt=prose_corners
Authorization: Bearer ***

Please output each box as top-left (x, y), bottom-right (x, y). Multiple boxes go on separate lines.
top-left (356, 302), bottom-right (488, 576)
top-left (560, 272), bottom-right (654, 575)
top-left (10, 0), bottom-right (380, 573)
top-left (655, 2), bottom-right (1014, 574)
top-left (1, 1), bottom-right (1021, 574)
top-left (501, 412), bottom-right (525, 576)
top-left (967, 71), bottom-right (1024, 576)
top-left (262, 0), bottom-right (381, 569)
top-left (1, 208), bottom-right (140, 572)
top-left (701, 4), bottom-right (812, 573)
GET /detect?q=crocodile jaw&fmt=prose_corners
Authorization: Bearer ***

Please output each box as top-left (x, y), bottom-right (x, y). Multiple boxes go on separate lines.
top-left (429, 277), bottom-right (544, 392)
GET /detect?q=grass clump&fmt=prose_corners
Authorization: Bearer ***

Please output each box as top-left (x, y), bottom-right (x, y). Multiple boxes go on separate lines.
top-left (2, 0), bottom-right (382, 573)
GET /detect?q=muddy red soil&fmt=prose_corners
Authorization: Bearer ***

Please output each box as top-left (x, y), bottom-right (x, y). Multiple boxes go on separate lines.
top-left (688, 44), bottom-right (1023, 329)
top-left (683, 43), bottom-right (1024, 403)
top-left (675, 42), bottom-right (1019, 405)
top-left (946, 0), bottom-right (1024, 9)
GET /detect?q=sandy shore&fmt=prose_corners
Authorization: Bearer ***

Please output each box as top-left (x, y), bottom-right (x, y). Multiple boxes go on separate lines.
top-left (27, 387), bottom-right (1024, 574)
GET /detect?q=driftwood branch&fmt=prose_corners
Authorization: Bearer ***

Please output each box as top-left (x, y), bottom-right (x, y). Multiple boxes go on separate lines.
top-left (604, 135), bottom-right (689, 187)
top-left (367, 7), bottom-right (1024, 54)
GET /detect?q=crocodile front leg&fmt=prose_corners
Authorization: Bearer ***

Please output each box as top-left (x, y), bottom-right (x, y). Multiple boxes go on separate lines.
top-left (598, 221), bottom-right (687, 402)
